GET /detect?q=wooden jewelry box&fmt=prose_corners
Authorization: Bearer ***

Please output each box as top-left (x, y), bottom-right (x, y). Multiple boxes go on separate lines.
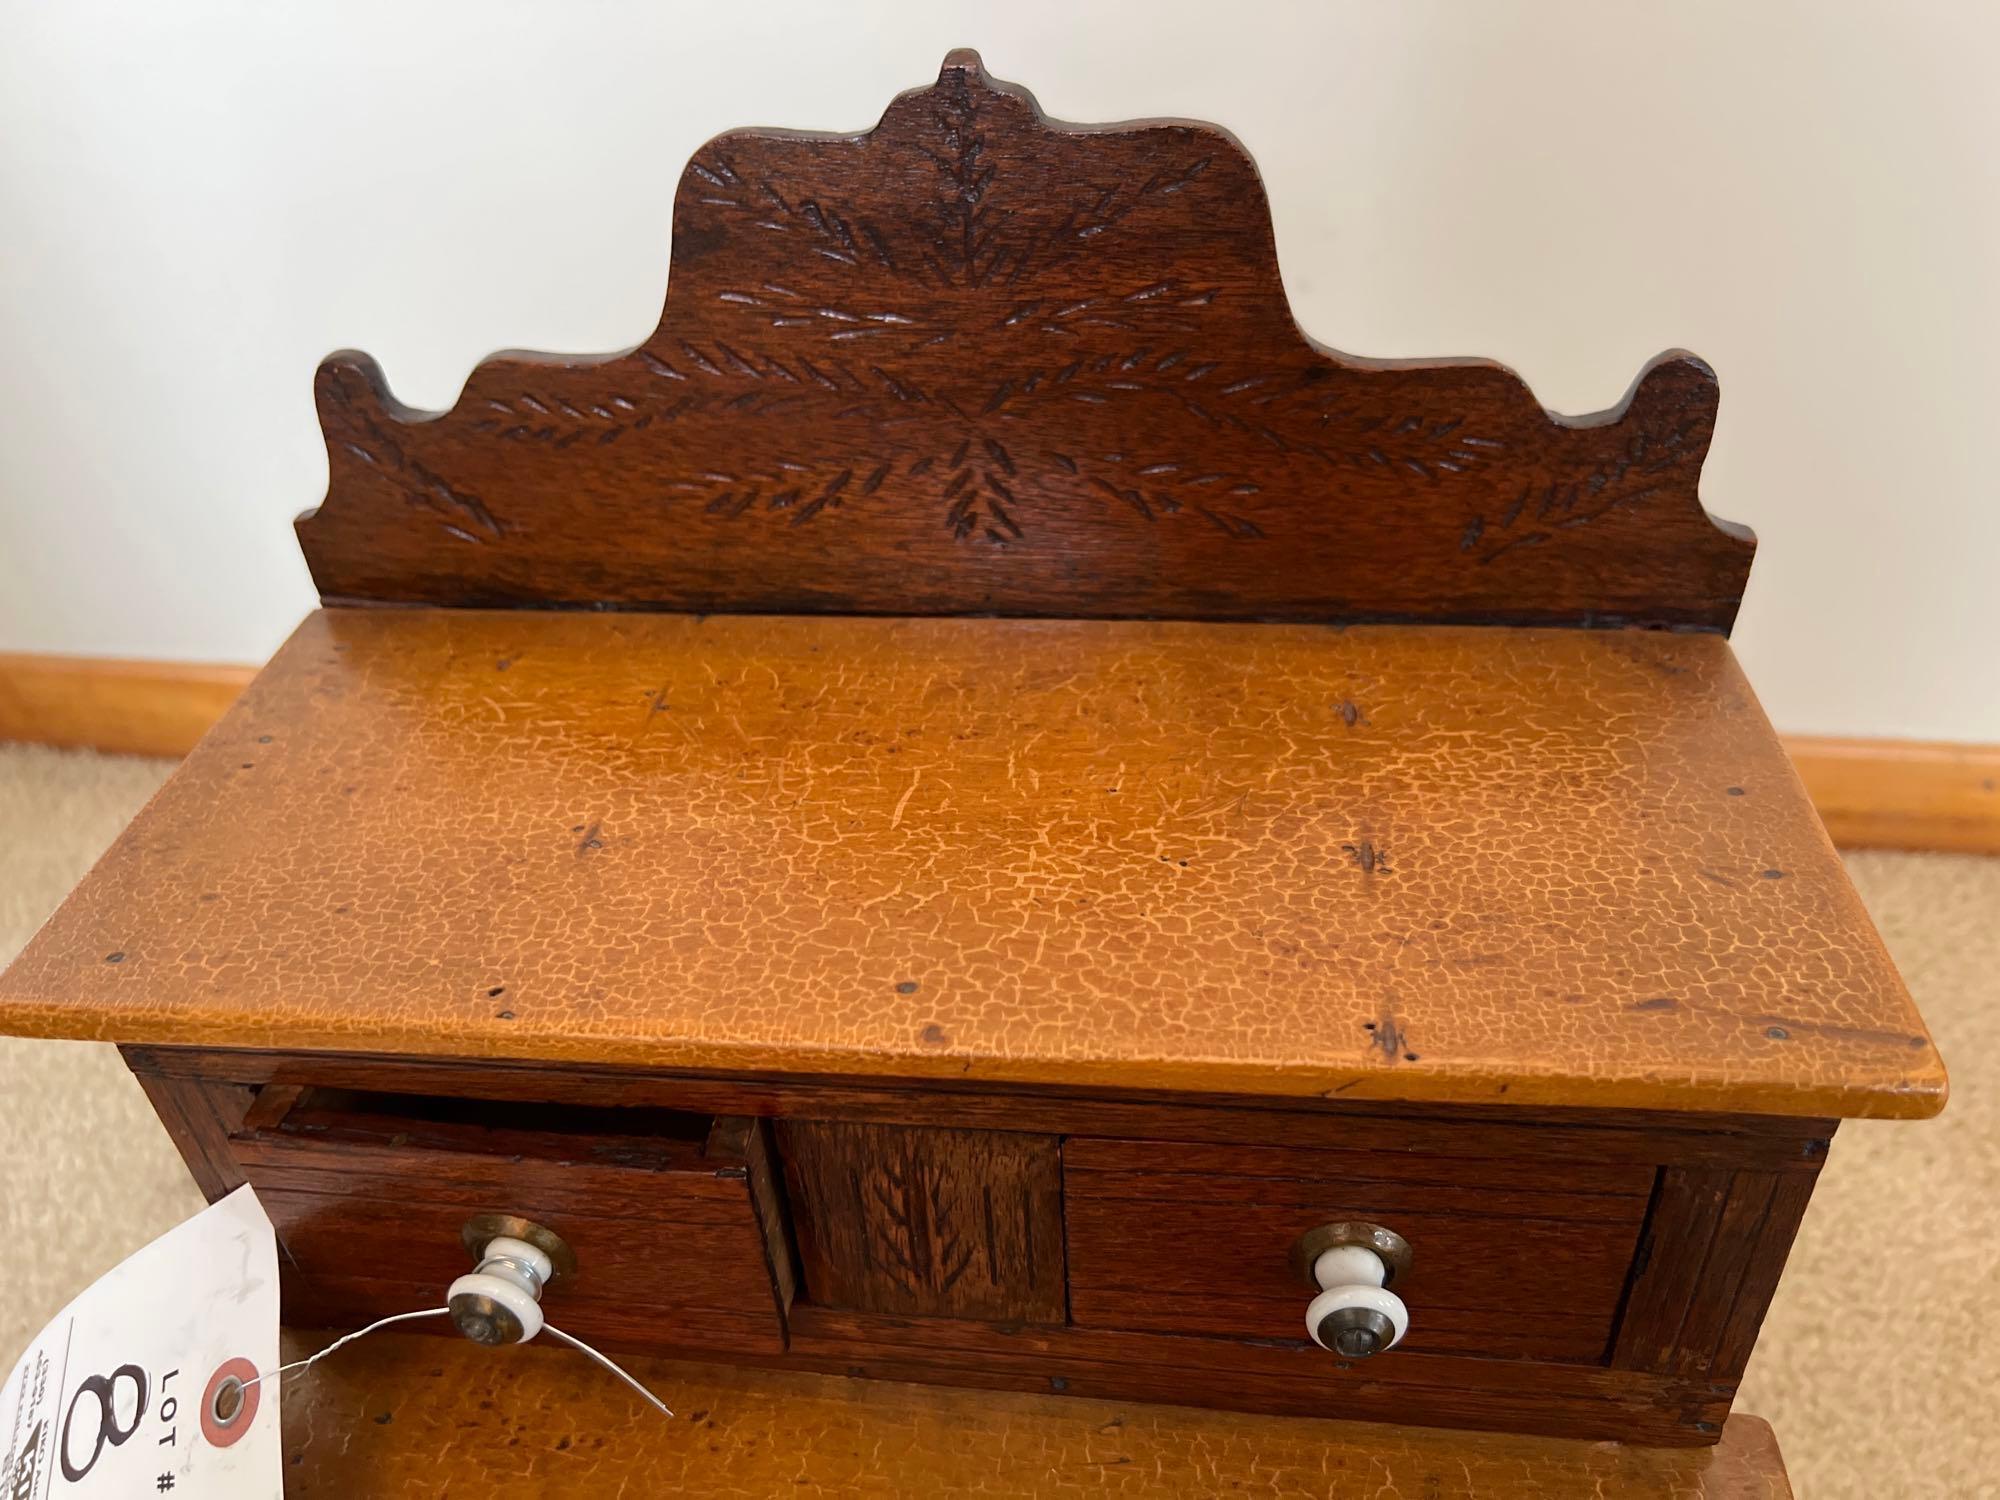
top-left (0, 52), bottom-right (1943, 1449)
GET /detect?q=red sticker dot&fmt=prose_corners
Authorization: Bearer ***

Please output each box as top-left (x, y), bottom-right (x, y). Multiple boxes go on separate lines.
top-left (201, 1357), bottom-right (261, 1449)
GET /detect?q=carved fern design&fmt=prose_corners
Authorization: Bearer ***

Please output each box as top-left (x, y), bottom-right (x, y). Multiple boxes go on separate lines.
top-left (305, 51), bottom-right (1744, 630)
top-left (358, 68), bottom-right (1568, 548)
top-left (442, 319), bottom-right (1529, 544)
top-left (1461, 415), bottom-right (1705, 564)
top-left (864, 1149), bottom-right (976, 1297)
top-left (335, 404), bottom-right (506, 544)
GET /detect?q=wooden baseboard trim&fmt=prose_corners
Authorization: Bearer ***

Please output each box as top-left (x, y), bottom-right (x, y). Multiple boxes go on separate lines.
top-left (0, 653), bottom-right (255, 759)
top-left (2, 653), bottom-right (1995, 854)
top-left (1785, 735), bottom-right (2000, 855)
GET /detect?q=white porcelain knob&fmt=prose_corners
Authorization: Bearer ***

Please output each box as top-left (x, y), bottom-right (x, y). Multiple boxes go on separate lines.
top-left (484, 1235), bottom-right (555, 1287)
top-left (448, 1267), bottom-right (545, 1343)
top-left (449, 1222), bottom-right (572, 1346)
top-left (1296, 1223), bottom-right (1411, 1358)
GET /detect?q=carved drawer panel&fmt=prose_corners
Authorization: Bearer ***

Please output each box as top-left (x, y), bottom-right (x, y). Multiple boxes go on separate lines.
top-left (775, 1120), bottom-right (1066, 1323)
top-left (1063, 1138), bottom-right (1653, 1364)
top-left (230, 1086), bottom-right (793, 1356)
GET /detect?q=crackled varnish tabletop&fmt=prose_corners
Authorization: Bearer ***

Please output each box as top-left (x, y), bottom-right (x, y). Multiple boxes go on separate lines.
top-left (0, 606), bottom-right (1942, 1118)
top-left (278, 1333), bottom-right (1794, 1498)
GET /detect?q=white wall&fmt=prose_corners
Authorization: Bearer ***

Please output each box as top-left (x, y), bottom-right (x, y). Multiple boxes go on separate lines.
top-left (1, 0), bottom-right (1994, 741)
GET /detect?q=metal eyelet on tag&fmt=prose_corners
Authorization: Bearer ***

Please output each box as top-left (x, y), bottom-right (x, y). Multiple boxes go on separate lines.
top-left (202, 1358), bottom-right (260, 1446)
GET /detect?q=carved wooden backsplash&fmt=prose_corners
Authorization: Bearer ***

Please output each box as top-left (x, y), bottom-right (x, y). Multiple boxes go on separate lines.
top-left (298, 50), bottom-right (1754, 629)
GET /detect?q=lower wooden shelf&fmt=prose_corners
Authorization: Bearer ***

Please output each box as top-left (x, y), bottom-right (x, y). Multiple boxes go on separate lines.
top-left (277, 1330), bottom-right (1793, 1498)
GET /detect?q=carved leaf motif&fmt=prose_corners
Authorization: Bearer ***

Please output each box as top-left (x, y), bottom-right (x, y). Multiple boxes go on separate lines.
top-left (302, 51), bottom-right (1752, 629)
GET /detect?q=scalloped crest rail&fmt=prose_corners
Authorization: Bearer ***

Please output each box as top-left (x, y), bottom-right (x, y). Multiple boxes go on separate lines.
top-left (298, 50), bottom-right (1755, 630)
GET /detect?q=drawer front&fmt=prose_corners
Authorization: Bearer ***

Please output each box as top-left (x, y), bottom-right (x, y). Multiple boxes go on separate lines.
top-left (1064, 1138), bottom-right (1653, 1364)
top-left (775, 1120), bottom-right (1067, 1322)
top-left (232, 1087), bottom-right (792, 1356)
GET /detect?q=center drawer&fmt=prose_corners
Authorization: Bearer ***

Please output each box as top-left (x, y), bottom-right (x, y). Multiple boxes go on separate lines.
top-left (229, 1085), bottom-right (794, 1356)
top-left (1063, 1138), bottom-right (1653, 1364)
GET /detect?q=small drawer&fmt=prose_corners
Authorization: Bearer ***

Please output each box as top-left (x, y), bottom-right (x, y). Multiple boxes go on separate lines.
top-left (1063, 1138), bottom-right (1652, 1364)
top-left (230, 1085), bottom-right (793, 1356)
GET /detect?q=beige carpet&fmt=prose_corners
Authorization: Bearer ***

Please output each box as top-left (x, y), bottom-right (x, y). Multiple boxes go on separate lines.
top-left (1, 742), bottom-right (1994, 1494)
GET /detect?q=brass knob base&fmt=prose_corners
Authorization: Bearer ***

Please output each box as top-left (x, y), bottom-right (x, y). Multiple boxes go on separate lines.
top-left (1291, 1221), bottom-right (1412, 1288)
top-left (459, 1213), bottom-right (578, 1284)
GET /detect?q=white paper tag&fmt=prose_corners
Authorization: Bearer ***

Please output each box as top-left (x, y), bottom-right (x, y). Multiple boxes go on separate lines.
top-left (1, 1185), bottom-right (280, 1499)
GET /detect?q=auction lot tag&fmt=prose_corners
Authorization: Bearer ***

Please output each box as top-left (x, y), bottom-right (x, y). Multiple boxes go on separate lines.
top-left (1, 1186), bottom-right (279, 1498)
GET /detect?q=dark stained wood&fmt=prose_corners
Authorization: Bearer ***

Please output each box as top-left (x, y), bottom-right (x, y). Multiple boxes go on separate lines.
top-left (112, 1043), bottom-right (1827, 1442)
top-left (10, 614), bottom-right (1944, 1124)
top-left (779, 1306), bottom-right (1727, 1445)
top-left (122, 1045), bottom-right (1839, 1172)
top-left (1063, 1135), bottom-right (1658, 1203)
top-left (236, 1080), bottom-right (305, 1132)
top-left (1669, 1170), bottom-right (1785, 1377)
top-left (296, 52), bottom-right (1753, 631)
top-left (277, 1332), bottom-right (1795, 1497)
top-left (239, 1082), bottom-right (720, 1173)
top-left (261, 1191), bottom-right (789, 1353)
top-left (1706, 1169), bottom-right (1819, 1381)
top-left (1613, 1168), bottom-right (1733, 1372)
top-left (1063, 1138), bottom-right (1649, 1363)
top-left (271, 1286), bottom-right (1718, 1444)
top-left (229, 1132), bottom-right (752, 1223)
top-left (777, 1120), bottom-right (1065, 1323)
top-left (1607, 1162), bottom-right (1819, 1385)
top-left (127, 1067), bottom-right (252, 1201)
top-left (782, 1303), bottom-right (1662, 1397)
top-left (739, 1117), bottom-right (800, 1326)
top-left (225, 1089), bottom-right (794, 1356)
top-left (285, 1272), bottom-right (784, 1364)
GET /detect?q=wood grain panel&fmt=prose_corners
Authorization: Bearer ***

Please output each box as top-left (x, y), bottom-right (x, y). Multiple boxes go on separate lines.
top-left (1705, 1169), bottom-right (1819, 1381)
top-left (277, 1332), bottom-right (1795, 1497)
top-left (230, 1094), bottom-right (792, 1354)
top-left (288, 1266), bottom-right (1724, 1444)
top-left (777, 1120), bottom-right (1064, 1322)
top-left (124, 1044), bottom-right (1842, 1172)
top-left (1608, 1161), bottom-right (1821, 1383)
top-left (286, 1269), bottom-right (1705, 1440)
top-left (264, 1195), bottom-right (784, 1357)
top-left (1064, 1136), bottom-right (1656, 1206)
top-left (780, 1306), bottom-right (1727, 1445)
top-left (118, 1046), bottom-right (1826, 1441)
top-left (127, 1067), bottom-right (254, 1200)
top-left (1612, 1167), bottom-right (1732, 1371)
top-left (1065, 1141), bottom-right (1648, 1363)
top-left (1668, 1170), bottom-right (1781, 1377)
top-left (738, 1116), bottom-right (800, 1322)
top-left (231, 1136), bottom-right (756, 1223)
top-left (296, 51), bottom-right (1752, 631)
top-left (289, 1273), bottom-right (783, 1362)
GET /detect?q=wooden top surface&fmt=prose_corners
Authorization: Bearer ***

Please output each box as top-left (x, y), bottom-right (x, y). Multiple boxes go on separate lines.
top-left (0, 608), bottom-right (1943, 1118)
top-left (277, 1332), bottom-right (1793, 1497)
